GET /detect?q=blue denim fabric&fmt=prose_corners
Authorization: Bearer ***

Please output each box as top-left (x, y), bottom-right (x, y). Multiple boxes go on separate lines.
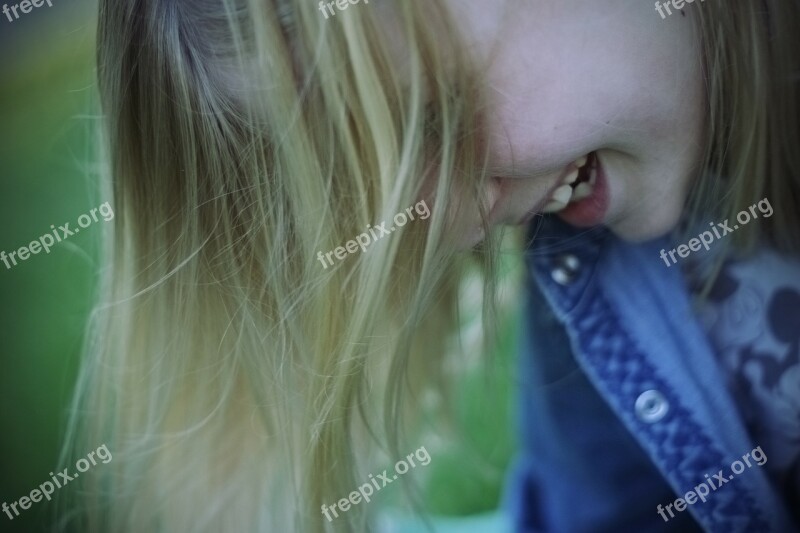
top-left (504, 216), bottom-right (796, 533)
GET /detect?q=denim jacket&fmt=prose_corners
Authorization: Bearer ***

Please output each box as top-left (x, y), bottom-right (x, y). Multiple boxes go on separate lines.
top-left (504, 216), bottom-right (797, 532)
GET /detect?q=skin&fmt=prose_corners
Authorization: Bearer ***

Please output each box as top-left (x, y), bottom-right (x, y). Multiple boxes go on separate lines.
top-left (393, 0), bottom-right (707, 246)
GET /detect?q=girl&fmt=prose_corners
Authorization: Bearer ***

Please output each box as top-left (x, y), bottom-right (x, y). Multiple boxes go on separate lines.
top-left (62, 0), bottom-right (799, 531)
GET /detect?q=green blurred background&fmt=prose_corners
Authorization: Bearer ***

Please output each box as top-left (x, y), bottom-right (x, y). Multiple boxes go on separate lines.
top-left (1, 1), bottom-right (100, 531)
top-left (0, 3), bottom-right (517, 531)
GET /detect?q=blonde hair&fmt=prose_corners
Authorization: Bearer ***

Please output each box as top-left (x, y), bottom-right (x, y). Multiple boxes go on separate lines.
top-left (63, 0), bottom-right (491, 531)
top-left (687, 0), bottom-right (800, 253)
top-left (62, 0), bottom-right (799, 531)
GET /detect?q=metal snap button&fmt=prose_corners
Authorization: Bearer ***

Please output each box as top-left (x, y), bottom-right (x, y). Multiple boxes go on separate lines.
top-left (550, 253), bottom-right (581, 285)
top-left (635, 389), bottom-right (669, 423)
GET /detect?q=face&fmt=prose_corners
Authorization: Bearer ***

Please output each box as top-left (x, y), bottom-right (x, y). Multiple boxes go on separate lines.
top-left (422, 0), bottom-right (707, 246)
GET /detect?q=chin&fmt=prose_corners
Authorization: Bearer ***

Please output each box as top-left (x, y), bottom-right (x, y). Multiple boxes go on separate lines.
top-left (607, 208), bottom-right (683, 242)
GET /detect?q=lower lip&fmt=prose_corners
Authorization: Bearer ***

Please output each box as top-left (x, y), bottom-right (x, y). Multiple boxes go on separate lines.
top-left (557, 159), bottom-right (610, 227)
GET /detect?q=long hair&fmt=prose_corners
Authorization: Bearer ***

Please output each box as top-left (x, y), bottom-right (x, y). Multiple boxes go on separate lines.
top-left (61, 0), bottom-right (799, 531)
top-left (62, 0), bottom-right (491, 531)
top-left (686, 0), bottom-right (800, 253)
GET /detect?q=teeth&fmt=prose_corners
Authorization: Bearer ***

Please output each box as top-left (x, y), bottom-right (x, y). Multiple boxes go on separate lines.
top-left (541, 184), bottom-right (574, 213)
top-left (564, 169), bottom-right (579, 185)
top-left (540, 159), bottom-right (595, 214)
top-left (551, 184), bottom-right (573, 205)
top-left (542, 199), bottom-right (569, 213)
top-left (572, 183), bottom-right (593, 201)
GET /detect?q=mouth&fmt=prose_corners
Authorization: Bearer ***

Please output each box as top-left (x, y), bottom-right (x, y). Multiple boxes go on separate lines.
top-left (542, 152), bottom-right (598, 211)
top-left (518, 151), bottom-right (609, 226)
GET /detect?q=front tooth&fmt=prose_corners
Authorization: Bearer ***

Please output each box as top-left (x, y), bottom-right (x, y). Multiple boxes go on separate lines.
top-left (542, 199), bottom-right (568, 213)
top-left (564, 169), bottom-right (579, 185)
top-left (541, 184), bottom-right (575, 213)
top-left (574, 155), bottom-right (588, 168)
top-left (572, 183), bottom-right (593, 201)
top-left (551, 184), bottom-right (573, 205)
